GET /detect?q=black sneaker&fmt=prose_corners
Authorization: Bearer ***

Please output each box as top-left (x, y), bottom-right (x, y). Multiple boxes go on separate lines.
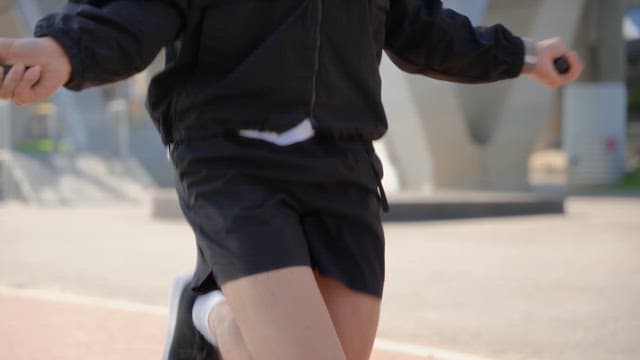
top-left (162, 275), bottom-right (220, 360)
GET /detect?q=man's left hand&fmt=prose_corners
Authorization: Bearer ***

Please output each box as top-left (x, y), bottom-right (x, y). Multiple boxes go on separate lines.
top-left (527, 37), bottom-right (584, 88)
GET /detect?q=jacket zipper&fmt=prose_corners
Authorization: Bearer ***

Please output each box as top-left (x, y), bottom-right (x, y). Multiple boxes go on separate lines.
top-left (309, 0), bottom-right (323, 124)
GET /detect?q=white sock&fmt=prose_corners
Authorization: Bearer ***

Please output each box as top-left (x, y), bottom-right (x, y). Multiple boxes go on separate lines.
top-left (192, 290), bottom-right (226, 347)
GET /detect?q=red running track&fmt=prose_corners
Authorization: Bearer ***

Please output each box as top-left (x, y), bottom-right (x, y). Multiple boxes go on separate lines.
top-left (0, 291), bottom-right (431, 360)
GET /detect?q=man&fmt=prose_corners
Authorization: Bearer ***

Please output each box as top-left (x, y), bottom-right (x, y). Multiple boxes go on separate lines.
top-left (0, 1), bottom-right (582, 359)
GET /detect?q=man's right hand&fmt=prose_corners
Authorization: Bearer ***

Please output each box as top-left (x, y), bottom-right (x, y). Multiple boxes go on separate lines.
top-left (0, 37), bottom-right (71, 106)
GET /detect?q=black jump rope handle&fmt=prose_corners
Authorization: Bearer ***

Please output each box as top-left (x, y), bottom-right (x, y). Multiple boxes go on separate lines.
top-left (2, 56), bottom-right (572, 78)
top-left (553, 56), bottom-right (571, 75)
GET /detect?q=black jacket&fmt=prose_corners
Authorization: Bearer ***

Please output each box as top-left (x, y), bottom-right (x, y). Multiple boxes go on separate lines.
top-left (35, 0), bottom-right (525, 145)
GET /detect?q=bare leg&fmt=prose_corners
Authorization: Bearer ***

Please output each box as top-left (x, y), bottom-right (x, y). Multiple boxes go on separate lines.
top-left (212, 266), bottom-right (346, 360)
top-left (314, 273), bottom-right (381, 360)
top-left (206, 299), bottom-right (250, 360)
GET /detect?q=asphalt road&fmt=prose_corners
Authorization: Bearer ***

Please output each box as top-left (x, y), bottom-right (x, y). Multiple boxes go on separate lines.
top-left (1, 195), bottom-right (639, 360)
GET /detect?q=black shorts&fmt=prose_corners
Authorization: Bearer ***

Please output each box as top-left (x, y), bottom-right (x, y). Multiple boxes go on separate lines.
top-left (170, 135), bottom-right (385, 297)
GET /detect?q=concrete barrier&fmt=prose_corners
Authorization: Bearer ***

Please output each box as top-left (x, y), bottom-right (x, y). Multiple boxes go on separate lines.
top-left (149, 187), bottom-right (564, 222)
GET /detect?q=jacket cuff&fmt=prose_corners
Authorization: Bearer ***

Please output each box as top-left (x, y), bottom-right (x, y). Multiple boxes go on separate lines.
top-left (502, 36), bottom-right (526, 79)
top-left (521, 38), bottom-right (538, 75)
top-left (34, 14), bottom-right (88, 91)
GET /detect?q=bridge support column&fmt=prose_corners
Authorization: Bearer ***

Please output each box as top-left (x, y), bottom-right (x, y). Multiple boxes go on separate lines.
top-left (381, 0), bottom-right (619, 192)
top-left (1, 102), bottom-right (12, 199)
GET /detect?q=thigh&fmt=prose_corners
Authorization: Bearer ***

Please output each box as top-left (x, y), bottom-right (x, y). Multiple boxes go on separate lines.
top-left (221, 266), bottom-right (346, 360)
top-left (315, 272), bottom-right (381, 360)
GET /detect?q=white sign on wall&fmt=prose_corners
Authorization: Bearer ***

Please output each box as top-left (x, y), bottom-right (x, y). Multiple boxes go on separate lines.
top-left (563, 83), bottom-right (627, 186)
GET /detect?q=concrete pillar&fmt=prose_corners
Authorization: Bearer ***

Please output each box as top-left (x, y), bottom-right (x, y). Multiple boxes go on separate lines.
top-left (0, 102), bottom-right (11, 198)
top-left (0, 102), bottom-right (10, 151)
top-left (586, 0), bottom-right (626, 82)
top-left (0, 0), bottom-right (26, 38)
top-left (562, 0), bottom-right (627, 188)
top-left (485, 0), bottom-right (588, 190)
top-left (443, 0), bottom-right (489, 24)
top-left (380, 57), bottom-right (444, 191)
top-left (107, 99), bottom-right (130, 159)
top-left (380, 0), bottom-right (491, 192)
top-left (382, 0), bottom-right (604, 192)
top-left (563, 83), bottom-right (627, 186)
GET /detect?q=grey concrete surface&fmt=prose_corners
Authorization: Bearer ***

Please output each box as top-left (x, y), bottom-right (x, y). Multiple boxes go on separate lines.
top-left (379, 196), bottom-right (640, 360)
top-left (1, 196), bottom-right (639, 360)
top-left (151, 187), bottom-right (565, 222)
top-left (383, 192), bottom-right (564, 221)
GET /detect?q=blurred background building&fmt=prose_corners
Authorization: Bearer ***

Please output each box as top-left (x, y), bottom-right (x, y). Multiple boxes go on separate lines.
top-left (0, 0), bottom-right (638, 206)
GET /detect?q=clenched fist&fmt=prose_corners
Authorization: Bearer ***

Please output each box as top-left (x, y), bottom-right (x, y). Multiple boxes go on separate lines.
top-left (0, 37), bottom-right (71, 106)
top-left (527, 37), bottom-right (584, 88)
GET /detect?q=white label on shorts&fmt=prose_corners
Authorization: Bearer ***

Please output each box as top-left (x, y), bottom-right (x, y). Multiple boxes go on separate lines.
top-left (238, 118), bottom-right (315, 146)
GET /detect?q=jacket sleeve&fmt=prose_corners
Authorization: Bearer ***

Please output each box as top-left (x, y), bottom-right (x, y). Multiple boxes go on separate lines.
top-left (33, 0), bottom-right (186, 91)
top-left (385, 0), bottom-right (525, 83)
